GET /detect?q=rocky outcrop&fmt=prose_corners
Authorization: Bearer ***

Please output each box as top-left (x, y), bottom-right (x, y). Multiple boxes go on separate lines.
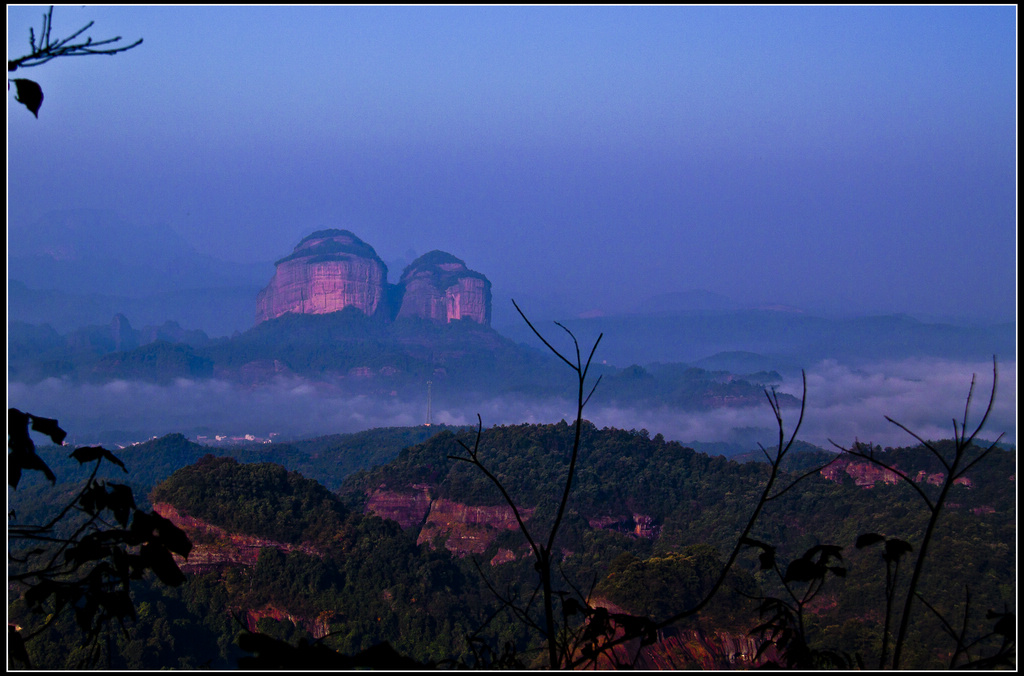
top-left (152, 502), bottom-right (322, 574)
top-left (396, 251), bottom-right (491, 325)
top-left (820, 457), bottom-right (901, 488)
top-left (821, 457), bottom-right (977, 490)
top-left (364, 488), bottom-right (532, 556)
top-left (110, 313), bottom-right (139, 352)
top-left (582, 598), bottom-right (779, 669)
top-left (255, 229), bottom-right (390, 323)
top-left (255, 233), bottom-right (492, 327)
top-left (588, 514), bottom-right (661, 540)
top-left (631, 627), bottom-right (779, 669)
top-left (365, 485), bottom-right (433, 529)
top-left (417, 498), bottom-right (534, 555)
top-left (239, 605), bottom-right (337, 640)
top-left (140, 320), bottom-right (210, 348)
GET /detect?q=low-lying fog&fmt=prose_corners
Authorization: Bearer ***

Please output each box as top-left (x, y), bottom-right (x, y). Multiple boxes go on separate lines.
top-left (10, 358), bottom-right (1015, 453)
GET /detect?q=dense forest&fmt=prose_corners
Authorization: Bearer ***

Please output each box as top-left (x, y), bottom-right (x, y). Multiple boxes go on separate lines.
top-left (9, 420), bottom-right (1015, 669)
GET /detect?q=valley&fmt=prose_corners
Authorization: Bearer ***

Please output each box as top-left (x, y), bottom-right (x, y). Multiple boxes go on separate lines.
top-left (9, 420), bottom-right (1016, 669)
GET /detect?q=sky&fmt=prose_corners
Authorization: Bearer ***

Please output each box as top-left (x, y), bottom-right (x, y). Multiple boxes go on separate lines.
top-left (7, 5), bottom-right (1018, 321)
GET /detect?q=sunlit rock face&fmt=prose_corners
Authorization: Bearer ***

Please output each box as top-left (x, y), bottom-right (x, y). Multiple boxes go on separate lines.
top-left (396, 251), bottom-right (491, 325)
top-left (255, 229), bottom-right (389, 324)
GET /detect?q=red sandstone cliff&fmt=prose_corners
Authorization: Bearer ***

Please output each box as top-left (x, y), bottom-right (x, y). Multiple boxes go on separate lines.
top-left (152, 502), bottom-right (323, 573)
top-left (255, 234), bottom-right (492, 327)
top-left (364, 488), bottom-right (533, 556)
top-left (581, 598), bottom-right (779, 669)
top-left (255, 229), bottom-right (389, 323)
top-left (364, 485), bottom-right (433, 529)
top-left (820, 456), bottom-right (977, 489)
top-left (396, 251), bottom-right (491, 325)
top-left (416, 498), bottom-right (534, 554)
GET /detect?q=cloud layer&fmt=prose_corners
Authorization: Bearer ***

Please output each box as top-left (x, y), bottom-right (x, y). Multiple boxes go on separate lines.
top-left (9, 358), bottom-right (1015, 451)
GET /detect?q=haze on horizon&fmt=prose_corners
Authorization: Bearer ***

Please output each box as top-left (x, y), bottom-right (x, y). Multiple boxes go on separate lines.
top-left (7, 5), bottom-right (1017, 323)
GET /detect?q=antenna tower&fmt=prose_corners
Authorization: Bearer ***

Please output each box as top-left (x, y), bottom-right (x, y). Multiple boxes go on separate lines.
top-left (426, 380), bottom-right (432, 426)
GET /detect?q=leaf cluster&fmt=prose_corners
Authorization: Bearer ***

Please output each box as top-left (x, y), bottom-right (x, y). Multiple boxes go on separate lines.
top-left (8, 409), bottom-right (192, 669)
top-left (8, 6), bottom-right (143, 118)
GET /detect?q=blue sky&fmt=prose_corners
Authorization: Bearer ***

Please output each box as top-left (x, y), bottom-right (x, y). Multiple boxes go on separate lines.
top-left (7, 5), bottom-right (1017, 320)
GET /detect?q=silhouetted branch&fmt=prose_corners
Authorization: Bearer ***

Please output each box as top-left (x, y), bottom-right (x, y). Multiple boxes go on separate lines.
top-left (833, 439), bottom-right (937, 511)
top-left (8, 6), bottom-right (143, 72)
top-left (453, 301), bottom-right (605, 668)
top-left (834, 357), bottom-right (1002, 669)
top-left (566, 370), bottom-right (815, 668)
top-left (448, 415), bottom-right (541, 560)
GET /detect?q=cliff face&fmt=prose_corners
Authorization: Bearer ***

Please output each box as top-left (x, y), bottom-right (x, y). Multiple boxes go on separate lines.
top-left (152, 502), bottom-right (322, 574)
top-left (364, 489), bottom-right (532, 556)
top-left (364, 485), bottom-right (433, 529)
top-left (631, 627), bottom-right (779, 669)
top-left (396, 251), bottom-right (491, 326)
top-left (416, 498), bottom-right (534, 554)
top-left (255, 234), bottom-right (492, 327)
top-left (821, 457), bottom-right (976, 489)
top-left (255, 229), bottom-right (389, 324)
top-left (366, 487), bottom-right (665, 557)
top-left (583, 599), bottom-right (779, 669)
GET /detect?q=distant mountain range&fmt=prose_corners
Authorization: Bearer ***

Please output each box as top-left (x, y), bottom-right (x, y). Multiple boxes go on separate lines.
top-left (9, 210), bottom-right (1014, 372)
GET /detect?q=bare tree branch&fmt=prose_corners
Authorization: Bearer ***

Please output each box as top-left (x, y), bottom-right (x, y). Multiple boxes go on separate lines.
top-left (8, 6), bottom-right (143, 72)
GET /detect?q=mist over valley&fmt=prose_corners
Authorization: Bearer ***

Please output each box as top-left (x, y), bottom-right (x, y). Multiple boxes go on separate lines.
top-left (7, 8), bottom-right (1016, 670)
top-left (8, 212), bottom-right (1015, 451)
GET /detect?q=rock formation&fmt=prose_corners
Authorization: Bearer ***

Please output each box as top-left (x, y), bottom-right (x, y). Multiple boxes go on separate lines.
top-left (255, 232), bottom-right (492, 327)
top-left (396, 251), bottom-right (491, 325)
top-left (152, 502), bottom-right (323, 574)
top-left (255, 229), bottom-right (389, 323)
top-left (364, 487), bottom-right (532, 556)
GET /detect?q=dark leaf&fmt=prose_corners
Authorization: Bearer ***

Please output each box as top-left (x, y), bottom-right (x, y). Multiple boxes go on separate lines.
top-left (29, 413), bottom-right (66, 445)
top-left (106, 483), bottom-right (136, 526)
top-left (987, 610), bottom-right (1014, 637)
top-left (148, 511), bottom-right (193, 557)
top-left (803, 544), bottom-right (843, 564)
top-left (784, 558), bottom-right (821, 583)
top-left (350, 642), bottom-right (430, 670)
top-left (741, 537), bottom-right (777, 570)
top-left (97, 589), bottom-right (136, 622)
top-left (70, 445), bottom-right (127, 472)
top-left (8, 410), bottom-right (57, 487)
top-left (855, 533), bottom-right (886, 549)
top-left (140, 543), bottom-right (187, 587)
top-left (741, 536), bottom-right (772, 549)
top-left (79, 482), bottom-right (109, 515)
top-left (8, 447), bottom-right (56, 487)
top-left (883, 538), bottom-right (914, 562)
top-left (23, 578), bottom-right (59, 609)
top-left (11, 78), bottom-right (44, 117)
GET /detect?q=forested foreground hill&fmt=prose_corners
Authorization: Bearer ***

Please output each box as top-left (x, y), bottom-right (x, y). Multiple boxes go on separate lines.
top-left (10, 424), bottom-right (1015, 669)
top-left (341, 424), bottom-right (1015, 666)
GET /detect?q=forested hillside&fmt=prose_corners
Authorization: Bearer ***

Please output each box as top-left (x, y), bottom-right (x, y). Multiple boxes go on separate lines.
top-left (10, 422), bottom-right (1013, 669)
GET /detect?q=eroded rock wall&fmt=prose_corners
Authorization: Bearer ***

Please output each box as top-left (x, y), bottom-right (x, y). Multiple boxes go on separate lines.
top-left (255, 229), bottom-right (389, 323)
top-left (152, 502), bottom-right (322, 573)
top-left (255, 235), bottom-right (491, 326)
top-left (396, 252), bottom-right (491, 325)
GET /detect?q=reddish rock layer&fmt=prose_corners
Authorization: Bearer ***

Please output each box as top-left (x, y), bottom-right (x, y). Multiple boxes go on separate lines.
top-left (396, 251), bottom-right (491, 325)
top-left (365, 485), bottom-right (433, 529)
top-left (255, 229), bottom-right (388, 323)
top-left (152, 502), bottom-right (322, 573)
top-left (821, 457), bottom-right (978, 489)
top-left (417, 498), bottom-right (534, 555)
top-left (582, 599), bottom-right (779, 669)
